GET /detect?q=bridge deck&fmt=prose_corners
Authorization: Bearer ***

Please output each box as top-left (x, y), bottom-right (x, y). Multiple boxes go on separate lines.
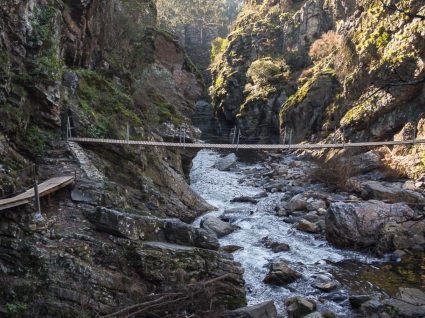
top-left (68, 137), bottom-right (425, 150)
top-left (0, 176), bottom-right (75, 211)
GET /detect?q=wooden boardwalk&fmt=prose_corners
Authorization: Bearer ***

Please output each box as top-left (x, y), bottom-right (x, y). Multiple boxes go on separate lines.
top-left (0, 176), bottom-right (75, 211)
top-left (68, 137), bottom-right (425, 150)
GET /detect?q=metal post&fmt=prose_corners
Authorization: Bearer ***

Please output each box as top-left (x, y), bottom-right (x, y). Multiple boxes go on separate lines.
top-left (289, 129), bottom-right (292, 150)
top-left (67, 117), bottom-right (71, 141)
top-left (179, 127), bottom-right (182, 143)
top-left (232, 126), bottom-right (237, 144)
top-left (236, 128), bottom-right (241, 152)
top-left (342, 129), bottom-right (345, 149)
top-left (334, 126), bottom-right (337, 145)
top-left (413, 124), bottom-right (417, 146)
top-left (33, 165), bottom-right (41, 213)
top-left (126, 122), bottom-right (130, 144)
top-left (183, 126), bottom-right (186, 148)
top-left (283, 127), bottom-right (287, 145)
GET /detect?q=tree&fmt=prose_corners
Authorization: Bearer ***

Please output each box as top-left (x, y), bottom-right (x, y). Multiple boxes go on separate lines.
top-left (156, 0), bottom-right (243, 40)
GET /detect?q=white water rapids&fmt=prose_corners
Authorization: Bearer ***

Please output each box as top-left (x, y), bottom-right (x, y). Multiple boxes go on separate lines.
top-left (190, 149), bottom-right (380, 316)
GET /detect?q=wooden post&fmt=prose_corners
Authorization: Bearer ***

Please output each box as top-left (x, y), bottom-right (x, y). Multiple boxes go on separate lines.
top-left (342, 129), bottom-right (345, 149)
top-left (33, 165), bottom-right (41, 213)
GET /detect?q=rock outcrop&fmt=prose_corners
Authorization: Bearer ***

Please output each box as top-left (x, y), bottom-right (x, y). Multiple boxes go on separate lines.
top-left (326, 200), bottom-right (421, 253)
top-left (0, 0), bottom-right (245, 316)
top-left (210, 0), bottom-right (425, 178)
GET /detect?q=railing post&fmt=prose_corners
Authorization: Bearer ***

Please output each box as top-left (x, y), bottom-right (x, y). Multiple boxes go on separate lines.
top-left (283, 127), bottom-right (287, 145)
top-left (33, 164), bottom-right (41, 214)
top-left (126, 122), bottom-right (130, 144)
top-left (413, 123), bottom-right (417, 146)
top-left (183, 126), bottom-right (186, 149)
top-left (334, 126), bottom-right (337, 145)
top-left (66, 117), bottom-right (71, 141)
top-left (236, 128), bottom-right (241, 152)
top-left (232, 126), bottom-right (237, 144)
top-left (289, 129), bottom-right (292, 150)
top-left (342, 129), bottom-right (345, 149)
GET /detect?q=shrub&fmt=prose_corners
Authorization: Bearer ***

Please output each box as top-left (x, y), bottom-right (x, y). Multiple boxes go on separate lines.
top-left (5, 302), bottom-right (27, 317)
top-left (309, 31), bottom-right (344, 62)
top-left (211, 37), bottom-right (229, 62)
top-left (247, 58), bottom-right (288, 86)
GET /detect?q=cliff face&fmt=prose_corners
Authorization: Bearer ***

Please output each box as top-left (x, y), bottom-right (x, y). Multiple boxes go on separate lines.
top-left (0, 0), bottom-right (207, 219)
top-left (0, 1), bottom-right (245, 316)
top-left (210, 0), bottom-right (425, 157)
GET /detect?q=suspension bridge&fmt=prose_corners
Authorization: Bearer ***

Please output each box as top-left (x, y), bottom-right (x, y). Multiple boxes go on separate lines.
top-left (67, 137), bottom-right (425, 150)
top-left (65, 115), bottom-right (425, 150)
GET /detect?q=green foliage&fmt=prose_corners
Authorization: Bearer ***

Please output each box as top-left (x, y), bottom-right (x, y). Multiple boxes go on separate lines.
top-left (0, 102), bottom-right (29, 135)
top-left (215, 73), bottom-right (224, 88)
top-left (31, 5), bottom-right (56, 45)
top-left (154, 100), bottom-right (183, 125)
top-left (5, 302), bottom-right (27, 317)
top-left (21, 125), bottom-right (47, 157)
top-left (32, 48), bottom-right (63, 82)
top-left (75, 69), bottom-right (142, 138)
top-left (157, 0), bottom-right (243, 33)
top-left (280, 68), bottom-right (336, 121)
top-left (247, 58), bottom-right (288, 86)
top-left (211, 37), bottom-right (229, 61)
top-left (28, 5), bottom-right (63, 83)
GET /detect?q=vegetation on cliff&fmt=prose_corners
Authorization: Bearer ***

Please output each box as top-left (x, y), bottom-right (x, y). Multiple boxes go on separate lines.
top-left (210, 0), bottom-right (425, 176)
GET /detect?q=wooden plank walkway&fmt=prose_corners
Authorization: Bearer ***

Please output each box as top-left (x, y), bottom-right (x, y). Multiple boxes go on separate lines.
top-left (68, 137), bottom-right (425, 150)
top-left (0, 176), bottom-right (75, 211)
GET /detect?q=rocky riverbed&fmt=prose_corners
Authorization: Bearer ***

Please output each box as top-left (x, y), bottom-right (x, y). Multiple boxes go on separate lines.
top-left (190, 149), bottom-right (425, 317)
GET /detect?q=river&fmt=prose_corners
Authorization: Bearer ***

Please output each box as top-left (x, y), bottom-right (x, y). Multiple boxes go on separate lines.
top-left (190, 149), bottom-right (394, 316)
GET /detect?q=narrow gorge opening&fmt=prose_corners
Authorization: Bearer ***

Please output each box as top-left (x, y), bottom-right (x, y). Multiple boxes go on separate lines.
top-left (0, 0), bottom-right (424, 317)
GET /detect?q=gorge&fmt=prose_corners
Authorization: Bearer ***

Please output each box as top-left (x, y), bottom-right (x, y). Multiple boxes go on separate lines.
top-left (0, 0), bottom-right (425, 317)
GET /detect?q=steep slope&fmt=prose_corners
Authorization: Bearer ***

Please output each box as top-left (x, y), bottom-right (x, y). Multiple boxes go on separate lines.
top-left (0, 1), bottom-right (245, 316)
top-left (210, 0), bottom-right (425, 166)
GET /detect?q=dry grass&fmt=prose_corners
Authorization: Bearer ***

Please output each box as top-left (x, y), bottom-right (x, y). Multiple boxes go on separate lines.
top-left (309, 31), bottom-right (344, 62)
top-left (311, 158), bottom-right (359, 192)
top-left (101, 274), bottom-right (239, 318)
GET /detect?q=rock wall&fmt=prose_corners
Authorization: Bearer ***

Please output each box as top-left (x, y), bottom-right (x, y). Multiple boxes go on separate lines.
top-left (210, 0), bottom-right (425, 153)
top-left (0, 0), bottom-right (246, 316)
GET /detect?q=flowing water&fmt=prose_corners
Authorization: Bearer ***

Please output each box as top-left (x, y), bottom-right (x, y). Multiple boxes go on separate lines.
top-left (190, 149), bottom-right (384, 316)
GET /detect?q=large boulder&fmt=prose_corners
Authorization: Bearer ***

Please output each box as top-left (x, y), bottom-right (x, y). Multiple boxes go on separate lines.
top-left (87, 207), bottom-right (219, 250)
top-left (263, 262), bottom-right (302, 286)
top-left (228, 300), bottom-right (278, 318)
top-left (361, 181), bottom-right (425, 205)
top-left (348, 151), bottom-right (383, 173)
top-left (214, 153), bottom-right (237, 171)
top-left (261, 237), bottom-right (290, 253)
top-left (297, 219), bottom-right (320, 233)
top-left (383, 288), bottom-right (425, 318)
top-left (326, 201), bottom-right (415, 251)
top-left (284, 297), bottom-right (317, 318)
top-left (311, 274), bottom-right (339, 292)
top-left (288, 194), bottom-right (308, 212)
top-left (201, 216), bottom-right (236, 238)
top-left (132, 241), bottom-right (246, 308)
